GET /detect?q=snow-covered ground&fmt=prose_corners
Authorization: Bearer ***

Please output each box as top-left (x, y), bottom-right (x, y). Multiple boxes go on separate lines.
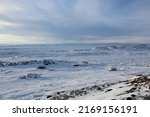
top-left (0, 43), bottom-right (150, 100)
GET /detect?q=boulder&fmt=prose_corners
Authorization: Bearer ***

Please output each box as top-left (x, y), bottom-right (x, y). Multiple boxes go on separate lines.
top-left (37, 65), bottom-right (46, 69)
top-left (110, 67), bottom-right (117, 71)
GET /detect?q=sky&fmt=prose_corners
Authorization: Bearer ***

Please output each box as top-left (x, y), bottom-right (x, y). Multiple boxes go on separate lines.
top-left (0, 0), bottom-right (150, 44)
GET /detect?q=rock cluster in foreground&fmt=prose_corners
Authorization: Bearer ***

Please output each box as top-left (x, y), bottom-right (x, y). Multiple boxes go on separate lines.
top-left (40, 74), bottom-right (150, 100)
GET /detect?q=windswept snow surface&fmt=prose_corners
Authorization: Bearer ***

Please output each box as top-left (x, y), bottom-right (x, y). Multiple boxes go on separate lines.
top-left (0, 43), bottom-right (150, 99)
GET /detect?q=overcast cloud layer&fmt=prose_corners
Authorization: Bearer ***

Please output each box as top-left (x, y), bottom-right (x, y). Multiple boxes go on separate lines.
top-left (0, 0), bottom-right (150, 44)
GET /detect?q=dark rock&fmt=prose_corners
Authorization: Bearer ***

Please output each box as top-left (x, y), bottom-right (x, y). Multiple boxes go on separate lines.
top-left (75, 90), bottom-right (83, 96)
top-left (70, 90), bottom-right (75, 96)
top-left (97, 87), bottom-right (102, 91)
top-left (49, 69), bottom-right (54, 71)
top-left (37, 65), bottom-right (46, 69)
top-left (126, 87), bottom-right (137, 93)
top-left (105, 89), bottom-right (112, 93)
top-left (81, 88), bottom-right (86, 91)
top-left (43, 60), bottom-right (55, 65)
top-left (73, 64), bottom-right (80, 67)
top-left (134, 84), bottom-right (138, 87)
top-left (20, 76), bottom-right (27, 79)
top-left (110, 68), bottom-right (117, 71)
top-left (125, 82), bottom-right (130, 84)
top-left (102, 84), bottom-right (106, 87)
top-left (59, 94), bottom-right (69, 100)
top-left (21, 61), bottom-right (30, 65)
top-left (126, 97), bottom-right (133, 100)
top-left (105, 83), bottom-right (111, 87)
top-left (56, 91), bottom-right (65, 95)
top-left (131, 76), bottom-right (150, 85)
top-left (82, 90), bottom-right (87, 95)
top-left (69, 95), bottom-right (75, 98)
top-left (131, 94), bottom-right (136, 97)
top-left (91, 85), bottom-right (99, 89)
top-left (8, 62), bottom-right (17, 66)
top-left (85, 86), bottom-right (92, 91)
top-left (20, 74), bottom-right (40, 79)
top-left (49, 94), bottom-right (70, 100)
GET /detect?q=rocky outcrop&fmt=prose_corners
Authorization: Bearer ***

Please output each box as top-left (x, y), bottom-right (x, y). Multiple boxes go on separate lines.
top-left (20, 73), bottom-right (41, 79)
top-left (42, 74), bottom-right (150, 100)
top-left (0, 59), bottom-right (56, 67)
top-left (44, 83), bottom-right (114, 100)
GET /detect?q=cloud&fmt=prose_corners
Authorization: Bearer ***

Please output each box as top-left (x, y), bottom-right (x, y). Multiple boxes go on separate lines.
top-left (0, 0), bottom-right (150, 44)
